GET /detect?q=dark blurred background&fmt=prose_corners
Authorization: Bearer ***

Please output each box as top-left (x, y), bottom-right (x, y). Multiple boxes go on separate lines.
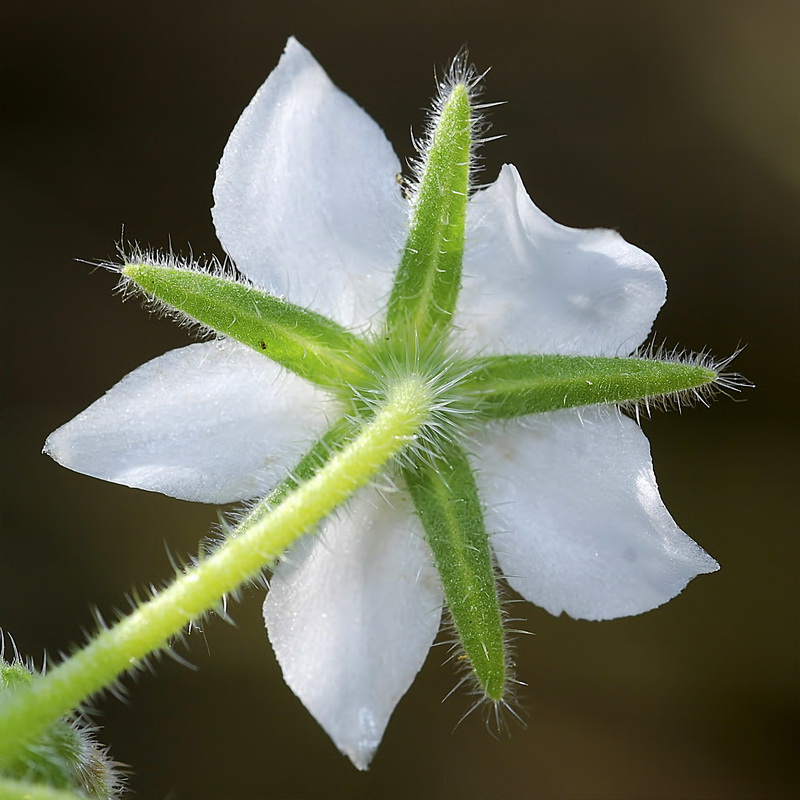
top-left (1, 1), bottom-right (798, 798)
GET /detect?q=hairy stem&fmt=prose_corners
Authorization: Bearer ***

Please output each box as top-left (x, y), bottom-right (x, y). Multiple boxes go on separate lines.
top-left (0, 778), bottom-right (85, 800)
top-left (0, 378), bottom-right (431, 764)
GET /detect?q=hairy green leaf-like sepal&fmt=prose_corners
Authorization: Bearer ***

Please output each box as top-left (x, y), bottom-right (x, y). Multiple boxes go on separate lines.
top-left (0, 662), bottom-right (121, 799)
top-left (123, 263), bottom-right (370, 388)
top-left (404, 442), bottom-right (506, 701)
top-left (386, 82), bottom-right (472, 342)
top-left (459, 354), bottom-right (720, 418)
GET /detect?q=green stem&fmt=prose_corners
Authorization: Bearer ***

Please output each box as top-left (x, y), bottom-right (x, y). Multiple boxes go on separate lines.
top-left (0, 377), bottom-right (431, 764)
top-left (0, 778), bottom-right (84, 800)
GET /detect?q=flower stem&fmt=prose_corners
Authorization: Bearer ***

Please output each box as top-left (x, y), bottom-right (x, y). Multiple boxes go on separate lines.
top-left (0, 778), bottom-right (85, 800)
top-left (0, 377), bottom-right (432, 764)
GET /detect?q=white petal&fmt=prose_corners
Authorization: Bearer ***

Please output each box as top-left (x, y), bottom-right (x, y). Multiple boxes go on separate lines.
top-left (212, 37), bottom-right (407, 332)
top-left (474, 408), bottom-right (718, 620)
top-left (458, 164), bottom-right (666, 356)
top-left (44, 339), bottom-right (331, 504)
top-left (263, 485), bottom-right (442, 769)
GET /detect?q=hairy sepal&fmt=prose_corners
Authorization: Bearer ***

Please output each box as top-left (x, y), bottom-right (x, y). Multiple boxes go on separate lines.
top-left (404, 441), bottom-right (507, 702)
top-left (459, 353), bottom-right (721, 419)
top-left (0, 661), bottom-right (122, 799)
top-left (386, 82), bottom-right (472, 343)
top-left (123, 263), bottom-right (370, 388)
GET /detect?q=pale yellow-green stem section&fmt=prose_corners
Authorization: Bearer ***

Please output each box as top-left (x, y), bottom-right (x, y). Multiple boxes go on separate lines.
top-left (0, 377), bottom-right (431, 765)
top-left (0, 778), bottom-right (85, 800)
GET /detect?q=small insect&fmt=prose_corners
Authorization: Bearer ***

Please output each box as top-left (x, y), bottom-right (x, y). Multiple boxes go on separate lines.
top-left (259, 340), bottom-right (267, 350)
top-left (395, 172), bottom-right (412, 201)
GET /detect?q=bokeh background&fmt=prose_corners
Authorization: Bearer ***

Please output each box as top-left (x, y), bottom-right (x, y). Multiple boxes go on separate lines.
top-left (2, 1), bottom-right (798, 798)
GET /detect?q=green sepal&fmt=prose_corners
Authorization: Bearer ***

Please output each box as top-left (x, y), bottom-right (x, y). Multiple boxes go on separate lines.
top-left (404, 441), bottom-right (506, 701)
top-left (0, 662), bottom-right (119, 799)
top-left (458, 354), bottom-right (719, 419)
top-left (386, 82), bottom-right (472, 343)
top-left (123, 263), bottom-right (370, 389)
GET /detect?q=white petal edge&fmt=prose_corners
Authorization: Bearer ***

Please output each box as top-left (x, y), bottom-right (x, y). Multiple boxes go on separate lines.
top-left (263, 485), bottom-right (443, 769)
top-left (44, 339), bottom-right (332, 504)
top-left (458, 164), bottom-right (667, 356)
top-left (212, 37), bottom-right (407, 332)
top-left (474, 408), bottom-right (719, 620)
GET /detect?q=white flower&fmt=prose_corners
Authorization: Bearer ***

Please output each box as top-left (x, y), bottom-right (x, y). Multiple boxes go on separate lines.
top-left (45, 38), bottom-right (719, 769)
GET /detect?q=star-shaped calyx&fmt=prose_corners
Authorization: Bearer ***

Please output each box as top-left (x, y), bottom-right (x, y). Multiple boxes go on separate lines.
top-left (46, 39), bottom-right (737, 769)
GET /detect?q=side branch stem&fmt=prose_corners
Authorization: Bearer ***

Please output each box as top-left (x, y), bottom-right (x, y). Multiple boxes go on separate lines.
top-left (0, 778), bottom-right (86, 800)
top-left (0, 378), bottom-right (431, 763)
top-left (0, 778), bottom-right (85, 800)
